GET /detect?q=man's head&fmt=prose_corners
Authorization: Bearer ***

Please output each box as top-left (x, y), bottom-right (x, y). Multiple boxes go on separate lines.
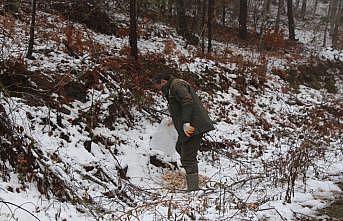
top-left (152, 73), bottom-right (172, 90)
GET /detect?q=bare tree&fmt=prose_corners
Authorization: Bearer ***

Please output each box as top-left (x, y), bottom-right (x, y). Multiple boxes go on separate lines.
top-left (26, 0), bottom-right (37, 59)
top-left (129, 0), bottom-right (138, 60)
top-left (295, 0), bottom-right (301, 14)
top-left (207, 0), bottom-right (213, 53)
top-left (313, 0), bottom-right (319, 16)
top-left (329, 0), bottom-right (338, 35)
top-left (300, 0), bottom-right (307, 19)
top-left (323, 0), bottom-right (331, 47)
top-left (201, 0), bottom-right (207, 54)
top-left (286, 0), bottom-right (296, 40)
top-left (222, 0), bottom-right (226, 26)
top-left (239, 0), bottom-right (248, 39)
top-left (259, 0), bottom-right (269, 49)
top-left (176, 0), bottom-right (188, 37)
top-left (275, 0), bottom-right (283, 31)
top-left (266, 0), bottom-right (272, 13)
top-left (332, 0), bottom-right (343, 48)
top-left (280, 0), bottom-right (286, 15)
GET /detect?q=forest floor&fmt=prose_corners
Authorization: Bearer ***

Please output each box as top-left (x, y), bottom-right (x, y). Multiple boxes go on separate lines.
top-left (318, 182), bottom-right (343, 220)
top-left (1, 2), bottom-right (343, 221)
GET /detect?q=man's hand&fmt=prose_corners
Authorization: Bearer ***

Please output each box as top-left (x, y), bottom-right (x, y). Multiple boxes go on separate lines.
top-left (167, 118), bottom-right (174, 127)
top-left (183, 123), bottom-right (195, 137)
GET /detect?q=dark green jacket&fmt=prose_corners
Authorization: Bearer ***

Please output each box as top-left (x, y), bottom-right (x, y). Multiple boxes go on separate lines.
top-left (162, 77), bottom-right (214, 141)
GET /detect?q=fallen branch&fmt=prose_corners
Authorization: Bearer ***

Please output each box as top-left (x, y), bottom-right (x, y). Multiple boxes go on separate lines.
top-left (0, 201), bottom-right (41, 221)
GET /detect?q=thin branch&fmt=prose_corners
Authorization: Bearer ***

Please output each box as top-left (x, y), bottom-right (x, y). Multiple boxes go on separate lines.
top-left (0, 201), bottom-right (41, 221)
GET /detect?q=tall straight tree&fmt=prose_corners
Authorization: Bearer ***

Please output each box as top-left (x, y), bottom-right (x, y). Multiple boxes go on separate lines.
top-left (313, 0), bottom-right (319, 15)
top-left (323, 0), bottom-right (331, 47)
top-left (259, 0), bottom-right (269, 49)
top-left (26, 0), bottom-right (37, 59)
top-left (176, 0), bottom-right (188, 37)
top-left (300, 0), bottom-right (307, 19)
top-left (201, 0), bottom-right (207, 54)
top-left (222, 0), bottom-right (226, 26)
top-left (280, 0), bottom-right (286, 15)
top-left (295, 0), bottom-right (301, 14)
top-left (275, 0), bottom-right (283, 31)
top-left (329, 0), bottom-right (339, 35)
top-left (332, 0), bottom-right (342, 48)
top-left (266, 0), bottom-right (272, 13)
top-left (286, 0), bottom-right (296, 40)
top-left (168, 0), bottom-right (174, 16)
top-left (207, 0), bottom-right (213, 53)
top-left (129, 0), bottom-right (138, 60)
top-left (239, 0), bottom-right (248, 39)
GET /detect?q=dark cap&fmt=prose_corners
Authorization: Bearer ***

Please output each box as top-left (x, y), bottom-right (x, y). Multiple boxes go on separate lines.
top-left (151, 73), bottom-right (173, 84)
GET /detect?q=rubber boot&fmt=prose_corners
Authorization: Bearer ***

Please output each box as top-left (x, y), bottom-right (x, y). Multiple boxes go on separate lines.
top-left (186, 173), bottom-right (199, 192)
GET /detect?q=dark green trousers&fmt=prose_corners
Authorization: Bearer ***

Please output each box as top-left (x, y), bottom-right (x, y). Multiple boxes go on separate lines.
top-left (176, 134), bottom-right (201, 174)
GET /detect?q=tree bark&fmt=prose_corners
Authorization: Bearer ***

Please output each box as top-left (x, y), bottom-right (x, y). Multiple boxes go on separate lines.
top-left (176, 0), bottom-right (188, 37)
top-left (266, 0), bottom-right (272, 13)
top-left (168, 0), bottom-right (174, 16)
top-left (129, 0), bottom-right (138, 60)
top-left (207, 0), bottom-right (213, 53)
top-left (323, 0), bottom-right (331, 47)
top-left (313, 0), bottom-right (318, 15)
top-left (329, 0), bottom-right (339, 35)
top-left (259, 0), bottom-right (269, 49)
top-left (287, 0), bottom-right (296, 40)
top-left (239, 0), bottom-right (248, 39)
top-left (300, 0), bottom-right (307, 19)
top-left (201, 0), bottom-right (207, 54)
top-left (295, 0), bottom-right (300, 15)
top-left (26, 0), bottom-right (37, 59)
top-left (332, 0), bottom-right (343, 48)
top-left (275, 0), bottom-right (282, 31)
top-left (222, 0), bottom-right (226, 26)
top-left (280, 0), bottom-right (286, 15)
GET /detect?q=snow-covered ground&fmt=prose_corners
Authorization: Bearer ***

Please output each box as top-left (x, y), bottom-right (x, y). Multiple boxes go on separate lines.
top-left (0, 7), bottom-right (342, 221)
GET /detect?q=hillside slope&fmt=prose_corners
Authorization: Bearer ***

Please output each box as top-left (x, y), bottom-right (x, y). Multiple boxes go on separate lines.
top-left (0, 5), bottom-right (343, 221)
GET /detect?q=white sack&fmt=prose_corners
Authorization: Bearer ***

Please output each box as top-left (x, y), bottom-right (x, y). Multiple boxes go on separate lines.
top-left (150, 118), bottom-right (178, 157)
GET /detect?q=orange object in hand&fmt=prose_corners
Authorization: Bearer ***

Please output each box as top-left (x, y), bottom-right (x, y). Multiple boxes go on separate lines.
top-left (183, 123), bottom-right (195, 137)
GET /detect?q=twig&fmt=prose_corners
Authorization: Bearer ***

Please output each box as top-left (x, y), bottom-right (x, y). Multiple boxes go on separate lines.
top-left (0, 201), bottom-right (41, 221)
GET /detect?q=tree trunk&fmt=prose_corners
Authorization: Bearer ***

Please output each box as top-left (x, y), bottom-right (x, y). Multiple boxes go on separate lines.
top-left (280, 0), bottom-right (286, 15)
top-left (159, 0), bottom-right (166, 17)
top-left (201, 0), bottom-right (207, 54)
top-left (295, 0), bottom-right (300, 14)
top-left (287, 0), bottom-right (296, 40)
top-left (300, 0), bottom-right (307, 19)
top-left (332, 0), bottom-right (343, 48)
top-left (129, 0), bottom-right (138, 60)
top-left (26, 0), bottom-right (37, 59)
top-left (233, 0), bottom-right (240, 18)
top-left (313, 0), bottom-right (318, 15)
top-left (259, 0), bottom-right (269, 49)
top-left (207, 0), bottom-right (213, 53)
top-left (168, 0), bottom-right (174, 16)
top-left (239, 0), bottom-right (248, 39)
top-left (222, 0), bottom-right (226, 26)
top-left (176, 0), bottom-right (188, 37)
top-left (275, 0), bottom-right (282, 31)
top-left (266, 0), bottom-right (272, 13)
top-left (329, 0), bottom-right (338, 35)
top-left (323, 0), bottom-right (332, 47)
